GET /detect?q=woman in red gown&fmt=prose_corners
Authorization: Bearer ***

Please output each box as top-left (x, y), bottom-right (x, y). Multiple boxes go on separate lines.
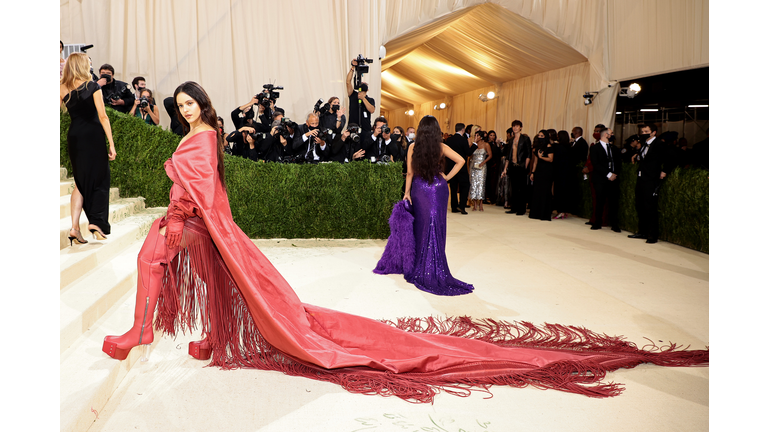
top-left (102, 82), bottom-right (707, 403)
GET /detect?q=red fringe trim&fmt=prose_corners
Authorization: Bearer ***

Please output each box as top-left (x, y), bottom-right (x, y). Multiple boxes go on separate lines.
top-left (154, 221), bottom-right (708, 404)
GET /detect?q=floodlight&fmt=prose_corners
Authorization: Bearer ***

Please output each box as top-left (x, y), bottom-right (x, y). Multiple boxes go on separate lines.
top-left (487, 91), bottom-right (496, 100)
top-left (439, 103), bottom-right (446, 109)
top-left (407, 109), bottom-right (414, 116)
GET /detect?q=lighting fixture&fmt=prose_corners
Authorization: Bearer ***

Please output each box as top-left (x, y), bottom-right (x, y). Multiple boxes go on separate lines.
top-left (616, 111), bottom-right (622, 115)
top-left (688, 104), bottom-right (708, 108)
top-left (487, 91), bottom-right (496, 100)
top-left (583, 92), bottom-right (597, 106)
top-left (619, 83), bottom-right (641, 98)
top-left (439, 103), bottom-right (446, 109)
top-left (406, 109), bottom-right (414, 116)
top-left (640, 108), bottom-right (658, 112)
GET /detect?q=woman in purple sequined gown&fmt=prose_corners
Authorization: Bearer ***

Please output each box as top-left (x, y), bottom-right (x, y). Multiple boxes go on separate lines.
top-left (377, 116), bottom-right (474, 296)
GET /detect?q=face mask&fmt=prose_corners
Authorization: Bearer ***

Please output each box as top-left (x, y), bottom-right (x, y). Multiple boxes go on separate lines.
top-left (592, 132), bottom-right (601, 141)
top-left (608, 135), bottom-right (615, 143)
top-left (101, 74), bottom-right (113, 84)
top-left (408, 133), bottom-right (415, 140)
top-left (331, 104), bottom-right (339, 113)
top-left (639, 133), bottom-right (650, 142)
top-left (391, 133), bottom-right (402, 143)
top-left (570, 132), bottom-right (575, 139)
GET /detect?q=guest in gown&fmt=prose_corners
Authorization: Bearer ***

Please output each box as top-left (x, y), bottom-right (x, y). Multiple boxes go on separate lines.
top-left (59, 53), bottom-right (116, 245)
top-left (100, 84), bottom-right (707, 401)
top-left (399, 116), bottom-right (475, 295)
top-left (469, 130), bottom-right (492, 211)
top-left (552, 130), bottom-right (571, 219)
top-left (528, 130), bottom-right (554, 221)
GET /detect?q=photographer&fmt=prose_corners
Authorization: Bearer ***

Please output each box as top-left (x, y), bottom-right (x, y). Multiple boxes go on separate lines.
top-left (97, 64), bottom-right (135, 114)
top-left (346, 59), bottom-right (376, 134)
top-left (329, 125), bottom-right (366, 163)
top-left (131, 76), bottom-right (147, 100)
top-left (362, 117), bottom-right (400, 162)
top-left (258, 119), bottom-right (298, 162)
top-left (293, 113), bottom-right (331, 163)
top-left (226, 126), bottom-right (261, 162)
top-left (129, 88), bottom-right (160, 125)
top-left (163, 96), bottom-right (184, 136)
top-left (317, 97), bottom-right (347, 136)
top-left (231, 94), bottom-right (259, 130)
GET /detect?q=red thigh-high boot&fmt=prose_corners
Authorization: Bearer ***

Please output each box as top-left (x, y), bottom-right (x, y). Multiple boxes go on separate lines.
top-left (102, 219), bottom-right (167, 361)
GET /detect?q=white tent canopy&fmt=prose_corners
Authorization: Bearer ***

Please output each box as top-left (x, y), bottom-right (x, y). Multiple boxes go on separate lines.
top-left (60, 0), bottom-right (708, 135)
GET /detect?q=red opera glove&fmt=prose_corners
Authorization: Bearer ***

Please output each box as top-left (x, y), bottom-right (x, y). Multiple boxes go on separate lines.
top-left (165, 214), bottom-right (185, 248)
top-left (163, 189), bottom-right (200, 249)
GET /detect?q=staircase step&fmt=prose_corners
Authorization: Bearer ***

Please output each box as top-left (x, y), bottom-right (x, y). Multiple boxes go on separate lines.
top-left (60, 187), bottom-right (120, 219)
top-left (60, 290), bottom-right (163, 432)
top-left (60, 179), bottom-right (75, 197)
top-left (60, 208), bottom-right (166, 291)
top-left (59, 198), bottom-right (154, 249)
top-left (61, 167), bottom-right (68, 180)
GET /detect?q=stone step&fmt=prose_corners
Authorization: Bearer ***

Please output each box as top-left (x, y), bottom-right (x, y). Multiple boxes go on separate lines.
top-left (60, 187), bottom-right (120, 219)
top-left (60, 179), bottom-right (75, 197)
top-left (59, 198), bottom-right (152, 250)
top-left (60, 240), bottom-right (143, 354)
top-left (60, 289), bottom-right (163, 432)
top-left (61, 167), bottom-right (68, 180)
top-left (60, 208), bottom-right (166, 291)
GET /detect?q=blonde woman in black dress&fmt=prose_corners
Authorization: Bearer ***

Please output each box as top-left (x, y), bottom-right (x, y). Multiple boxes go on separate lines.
top-left (60, 53), bottom-right (116, 245)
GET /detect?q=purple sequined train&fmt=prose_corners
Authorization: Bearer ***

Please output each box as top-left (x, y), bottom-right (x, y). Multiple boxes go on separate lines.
top-left (374, 175), bottom-right (474, 296)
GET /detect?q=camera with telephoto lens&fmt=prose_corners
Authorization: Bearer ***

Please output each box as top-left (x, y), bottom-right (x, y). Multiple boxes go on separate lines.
top-left (249, 131), bottom-right (269, 142)
top-left (315, 128), bottom-right (333, 143)
top-left (139, 96), bottom-right (149, 108)
top-left (377, 154), bottom-right (392, 165)
top-left (347, 124), bottom-right (361, 143)
top-left (381, 123), bottom-right (391, 135)
top-left (274, 117), bottom-right (297, 140)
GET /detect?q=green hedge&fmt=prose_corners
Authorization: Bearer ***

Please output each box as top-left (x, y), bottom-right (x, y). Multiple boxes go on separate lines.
top-left (575, 163), bottom-right (709, 253)
top-left (60, 108), bottom-right (403, 238)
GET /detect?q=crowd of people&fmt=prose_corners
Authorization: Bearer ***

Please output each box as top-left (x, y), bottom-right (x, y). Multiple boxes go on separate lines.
top-left (61, 47), bottom-right (709, 243)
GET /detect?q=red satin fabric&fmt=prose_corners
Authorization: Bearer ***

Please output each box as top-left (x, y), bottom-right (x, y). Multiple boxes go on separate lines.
top-left (158, 130), bottom-right (706, 400)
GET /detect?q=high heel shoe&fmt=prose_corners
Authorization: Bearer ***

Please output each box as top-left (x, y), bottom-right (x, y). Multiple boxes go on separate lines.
top-left (68, 229), bottom-right (88, 246)
top-left (89, 226), bottom-right (107, 240)
top-left (189, 339), bottom-right (212, 360)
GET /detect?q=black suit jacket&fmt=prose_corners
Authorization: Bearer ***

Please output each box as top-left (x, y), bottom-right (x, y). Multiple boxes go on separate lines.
top-left (568, 137), bottom-right (589, 165)
top-left (361, 133), bottom-right (399, 161)
top-left (293, 124), bottom-right (331, 162)
top-left (589, 141), bottom-right (622, 188)
top-left (637, 138), bottom-right (669, 181)
top-left (445, 133), bottom-right (477, 180)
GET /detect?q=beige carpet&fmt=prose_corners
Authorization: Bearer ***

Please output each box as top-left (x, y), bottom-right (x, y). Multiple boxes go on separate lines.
top-left (89, 205), bottom-right (708, 431)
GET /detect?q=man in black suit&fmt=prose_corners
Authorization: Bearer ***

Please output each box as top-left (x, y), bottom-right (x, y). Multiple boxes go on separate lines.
top-left (568, 126), bottom-right (588, 164)
top-left (628, 123), bottom-right (669, 243)
top-left (362, 117), bottom-right (399, 162)
top-left (445, 123), bottom-right (477, 214)
top-left (293, 113), bottom-right (331, 163)
top-left (501, 120), bottom-right (532, 215)
top-left (589, 127), bottom-right (622, 232)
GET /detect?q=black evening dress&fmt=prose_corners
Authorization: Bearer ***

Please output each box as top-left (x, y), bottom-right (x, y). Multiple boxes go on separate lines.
top-left (529, 145), bottom-right (554, 221)
top-left (64, 81), bottom-right (111, 234)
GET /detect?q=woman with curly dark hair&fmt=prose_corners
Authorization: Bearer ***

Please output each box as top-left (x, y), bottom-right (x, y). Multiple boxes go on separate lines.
top-left (385, 115), bottom-right (475, 296)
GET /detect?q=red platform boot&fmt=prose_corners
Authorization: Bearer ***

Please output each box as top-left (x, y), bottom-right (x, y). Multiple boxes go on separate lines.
top-left (102, 231), bottom-right (166, 361)
top-left (189, 339), bottom-right (212, 360)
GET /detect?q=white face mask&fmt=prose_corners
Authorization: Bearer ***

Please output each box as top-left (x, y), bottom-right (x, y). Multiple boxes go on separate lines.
top-left (408, 133), bottom-right (415, 140)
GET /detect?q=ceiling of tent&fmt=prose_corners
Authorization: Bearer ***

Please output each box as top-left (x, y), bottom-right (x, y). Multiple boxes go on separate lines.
top-left (380, 3), bottom-right (588, 111)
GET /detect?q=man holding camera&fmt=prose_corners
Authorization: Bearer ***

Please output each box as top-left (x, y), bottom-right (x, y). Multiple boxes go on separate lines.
top-left (97, 64), bottom-right (134, 114)
top-left (346, 60), bottom-right (376, 134)
top-left (131, 76), bottom-right (147, 99)
top-left (293, 113), bottom-right (330, 163)
top-left (362, 117), bottom-right (400, 163)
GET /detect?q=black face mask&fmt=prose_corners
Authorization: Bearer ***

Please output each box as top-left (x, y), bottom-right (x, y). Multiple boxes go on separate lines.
top-left (570, 132), bottom-right (575, 139)
top-left (639, 133), bottom-right (651, 142)
top-left (331, 104), bottom-right (339, 113)
top-left (391, 133), bottom-right (402, 143)
top-left (608, 135), bottom-right (615, 143)
top-left (100, 73), bottom-right (113, 84)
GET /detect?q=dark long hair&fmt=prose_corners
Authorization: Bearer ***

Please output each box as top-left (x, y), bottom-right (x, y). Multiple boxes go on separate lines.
top-left (535, 129), bottom-right (550, 152)
top-left (557, 130), bottom-right (570, 147)
top-left (412, 116), bottom-right (444, 183)
top-left (173, 81), bottom-right (226, 186)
